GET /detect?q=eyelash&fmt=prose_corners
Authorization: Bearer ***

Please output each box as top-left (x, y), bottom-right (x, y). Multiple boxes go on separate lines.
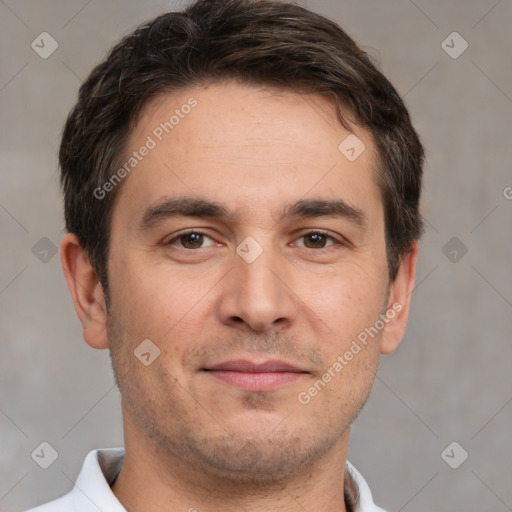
top-left (165, 229), bottom-right (346, 251)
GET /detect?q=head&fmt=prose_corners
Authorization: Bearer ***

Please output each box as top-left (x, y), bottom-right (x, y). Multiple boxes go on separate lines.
top-left (60, 0), bottom-right (423, 483)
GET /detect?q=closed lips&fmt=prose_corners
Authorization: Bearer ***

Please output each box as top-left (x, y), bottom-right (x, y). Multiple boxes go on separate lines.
top-left (203, 360), bottom-right (307, 373)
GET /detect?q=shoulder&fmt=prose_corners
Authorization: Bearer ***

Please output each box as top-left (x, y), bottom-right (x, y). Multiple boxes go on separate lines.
top-left (24, 448), bottom-right (125, 512)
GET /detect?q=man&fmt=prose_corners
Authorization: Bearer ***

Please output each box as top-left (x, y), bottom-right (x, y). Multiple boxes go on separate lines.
top-left (28, 0), bottom-right (424, 510)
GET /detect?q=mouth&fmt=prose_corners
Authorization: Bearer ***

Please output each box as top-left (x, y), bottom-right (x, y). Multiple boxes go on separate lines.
top-left (202, 359), bottom-right (309, 392)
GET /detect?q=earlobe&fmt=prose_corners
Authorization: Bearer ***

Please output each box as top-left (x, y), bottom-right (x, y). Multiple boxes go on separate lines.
top-left (380, 241), bottom-right (419, 355)
top-left (60, 233), bottom-right (109, 350)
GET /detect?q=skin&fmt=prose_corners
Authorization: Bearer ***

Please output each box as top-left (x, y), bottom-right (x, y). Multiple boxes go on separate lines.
top-left (61, 80), bottom-right (418, 512)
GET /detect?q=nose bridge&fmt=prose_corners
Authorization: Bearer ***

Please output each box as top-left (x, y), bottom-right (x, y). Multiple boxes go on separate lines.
top-left (220, 235), bottom-right (296, 332)
top-left (239, 245), bottom-right (280, 294)
top-left (237, 237), bottom-right (284, 302)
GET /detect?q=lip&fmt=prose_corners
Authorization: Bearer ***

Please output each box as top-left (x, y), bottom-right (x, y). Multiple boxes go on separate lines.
top-left (203, 359), bottom-right (308, 392)
top-left (206, 359), bottom-right (305, 373)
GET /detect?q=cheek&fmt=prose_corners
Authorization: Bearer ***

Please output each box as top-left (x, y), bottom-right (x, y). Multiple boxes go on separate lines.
top-left (108, 252), bottom-right (219, 341)
top-left (294, 266), bottom-right (387, 401)
top-left (297, 264), bottom-right (387, 340)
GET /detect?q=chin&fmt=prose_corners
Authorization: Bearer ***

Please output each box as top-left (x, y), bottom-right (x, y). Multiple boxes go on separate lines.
top-left (181, 429), bottom-right (338, 484)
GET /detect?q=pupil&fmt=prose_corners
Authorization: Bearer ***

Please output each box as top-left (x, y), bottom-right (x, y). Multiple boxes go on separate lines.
top-left (307, 233), bottom-right (325, 248)
top-left (183, 233), bottom-right (202, 248)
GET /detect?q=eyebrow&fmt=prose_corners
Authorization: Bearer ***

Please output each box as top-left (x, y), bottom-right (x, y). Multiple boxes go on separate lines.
top-left (282, 198), bottom-right (366, 227)
top-left (138, 196), bottom-right (367, 230)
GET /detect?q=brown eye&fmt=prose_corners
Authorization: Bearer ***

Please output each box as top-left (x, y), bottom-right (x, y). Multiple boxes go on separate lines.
top-left (295, 231), bottom-right (337, 249)
top-left (179, 232), bottom-right (204, 249)
top-left (167, 231), bottom-right (215, 249)
top-left (303, 232), bottom-right (329, 249)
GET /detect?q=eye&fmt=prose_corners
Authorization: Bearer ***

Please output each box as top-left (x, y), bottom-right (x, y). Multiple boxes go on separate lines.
top-left (294, 231), bottom-right (338, 249)
top-left (166, 230), bottom-right (216, 249)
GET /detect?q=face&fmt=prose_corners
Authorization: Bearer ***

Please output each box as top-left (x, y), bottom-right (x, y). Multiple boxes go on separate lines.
top-left (98, 81), bottom-right (406, 482)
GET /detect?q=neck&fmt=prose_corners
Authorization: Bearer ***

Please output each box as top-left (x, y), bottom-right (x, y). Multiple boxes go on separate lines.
top-left (112, 408), bottom-right (353, 512)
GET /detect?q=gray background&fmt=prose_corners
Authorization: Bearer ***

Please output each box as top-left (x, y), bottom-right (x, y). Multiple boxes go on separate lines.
top-left (1, 0), bottom-right (511, 511)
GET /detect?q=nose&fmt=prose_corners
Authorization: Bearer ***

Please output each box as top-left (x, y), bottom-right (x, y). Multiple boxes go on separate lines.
top-left (217, 244), bottom-right (297, 333)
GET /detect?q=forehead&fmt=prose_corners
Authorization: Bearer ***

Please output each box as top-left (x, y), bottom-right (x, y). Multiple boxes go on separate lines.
top-left (114, 80), bottom-right (382, 227)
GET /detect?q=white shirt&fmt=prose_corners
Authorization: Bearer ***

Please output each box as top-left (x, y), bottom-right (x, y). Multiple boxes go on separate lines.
top-left (26, 448), bottom-right (387, 512)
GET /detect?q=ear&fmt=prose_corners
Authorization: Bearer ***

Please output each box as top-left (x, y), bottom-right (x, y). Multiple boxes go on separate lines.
top-left (60, 233), bottom-right (109, 349)
top-left (380, 241), bottom-right (419, 355)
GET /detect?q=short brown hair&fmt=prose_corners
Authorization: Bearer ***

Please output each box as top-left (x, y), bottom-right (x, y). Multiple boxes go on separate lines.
top-left (60, 0), bottom-right (424, 298)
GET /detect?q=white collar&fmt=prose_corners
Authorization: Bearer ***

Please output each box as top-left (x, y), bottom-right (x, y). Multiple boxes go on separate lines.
top-left (26, 448), bottom-right (387, 512)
